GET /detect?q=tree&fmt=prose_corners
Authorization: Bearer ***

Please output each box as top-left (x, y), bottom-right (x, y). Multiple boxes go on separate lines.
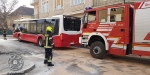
top-left (0, 0), bottom-right (18, 29)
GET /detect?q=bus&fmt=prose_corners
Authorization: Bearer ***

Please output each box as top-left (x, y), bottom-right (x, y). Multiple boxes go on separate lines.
top-left (13, 15), bottom-right (82, 47)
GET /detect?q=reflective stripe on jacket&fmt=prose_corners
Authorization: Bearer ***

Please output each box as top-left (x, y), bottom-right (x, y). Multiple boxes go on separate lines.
top-left (44, 34), bottom-right (53, 48)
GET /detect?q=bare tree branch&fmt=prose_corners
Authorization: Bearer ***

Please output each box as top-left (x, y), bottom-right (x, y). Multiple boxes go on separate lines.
top-left (0, 0), bottom-right (18, 29)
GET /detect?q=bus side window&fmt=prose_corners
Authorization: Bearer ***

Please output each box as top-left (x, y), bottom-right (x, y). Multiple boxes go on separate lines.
top-left (54, 19), bottom-right (59, 35)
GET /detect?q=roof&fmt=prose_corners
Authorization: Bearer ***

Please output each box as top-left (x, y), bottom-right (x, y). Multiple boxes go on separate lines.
top-left (10, 6), bottom-right (34, 16)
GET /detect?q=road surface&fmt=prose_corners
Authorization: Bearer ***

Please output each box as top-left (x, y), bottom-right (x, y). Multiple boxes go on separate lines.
top-left (0, 35), bottom-right (150, 75)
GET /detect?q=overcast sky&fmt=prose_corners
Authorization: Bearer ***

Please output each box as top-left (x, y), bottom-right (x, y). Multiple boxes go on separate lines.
top-left (16, 0), bottom-right (33, 8)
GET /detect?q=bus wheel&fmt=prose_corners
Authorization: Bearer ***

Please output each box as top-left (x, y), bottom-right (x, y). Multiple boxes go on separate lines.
top-left (90, 41), bottom-right (106, 59)
top-left (18, 35), bottom-right (21, 42)
top-left (38, 38), bottom-right (43, 47)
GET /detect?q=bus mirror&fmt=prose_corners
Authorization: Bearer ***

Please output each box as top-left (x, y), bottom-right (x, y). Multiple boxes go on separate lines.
top-left (52, 19), bottom-right (55, 21)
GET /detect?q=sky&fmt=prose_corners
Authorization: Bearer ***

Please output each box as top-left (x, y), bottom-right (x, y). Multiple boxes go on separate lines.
top-left (16, 0), bottom-right (33, 9)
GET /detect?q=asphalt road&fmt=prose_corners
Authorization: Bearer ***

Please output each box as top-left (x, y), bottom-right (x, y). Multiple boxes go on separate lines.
top-left (0, 35), bottom-right (150, 75)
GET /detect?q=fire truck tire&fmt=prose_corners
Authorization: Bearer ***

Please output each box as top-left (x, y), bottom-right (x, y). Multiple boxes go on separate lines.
top-left (90, 41), bottom-right (106, 59)
top-left (18, 35), bottom-right (21, 42)
top-left (38, 38), bottom-right (43, 47)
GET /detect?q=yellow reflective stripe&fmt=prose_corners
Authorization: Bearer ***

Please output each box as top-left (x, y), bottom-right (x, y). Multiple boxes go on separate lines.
top-left (48, 60), bottom-right (51, 62)
top-left (49, 37), bottom-right (52, 40)
top-left (45, 58), bottom-right (48, 60)
top-left (44, 46), bottom-right (52, 48)
top-left (46, 36), bottom-right (48, 47)
top-left (51, 43), bottom-right (54, 45)
top-left (45, 34), bottom-right (48, 36)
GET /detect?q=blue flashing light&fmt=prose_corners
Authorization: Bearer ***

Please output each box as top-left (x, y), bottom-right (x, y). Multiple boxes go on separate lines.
top-left (85, 6), bottom-right (92, 10)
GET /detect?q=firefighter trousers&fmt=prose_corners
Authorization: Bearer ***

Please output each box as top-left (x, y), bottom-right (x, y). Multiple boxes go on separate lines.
top-left (45, 48), bottom-right (53, 62)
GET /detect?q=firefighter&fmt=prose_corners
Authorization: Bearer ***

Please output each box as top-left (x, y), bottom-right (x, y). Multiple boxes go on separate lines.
top-left (44, 24), bottom-right (54, 66)
top-left (3, 28), bottom-right (7, 40)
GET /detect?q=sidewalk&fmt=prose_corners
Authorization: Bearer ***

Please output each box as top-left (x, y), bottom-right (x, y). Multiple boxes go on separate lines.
top-left (0, 35), bottom-right (13, 39)
top-left (0, 53), bottom-right (35, 75)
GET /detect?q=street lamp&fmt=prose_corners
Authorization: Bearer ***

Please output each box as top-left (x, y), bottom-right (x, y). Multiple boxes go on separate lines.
top-left (124, 0), bottom-right (125, 4)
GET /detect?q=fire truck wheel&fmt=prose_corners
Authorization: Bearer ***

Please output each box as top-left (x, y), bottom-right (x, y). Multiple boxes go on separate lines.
top-left (38, 38), bottom-right (43, 47)
top-left (90, 41), bottom-right (106, 59)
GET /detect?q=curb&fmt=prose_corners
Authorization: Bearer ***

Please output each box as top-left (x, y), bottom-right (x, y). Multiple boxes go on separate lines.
top-left (0, 60), bottom-right (35, 75)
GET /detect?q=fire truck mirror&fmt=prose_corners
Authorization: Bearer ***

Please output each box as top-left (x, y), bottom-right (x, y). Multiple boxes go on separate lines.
top-left (83, 23), bottom-right (88, 28)
top-left (83, 16), bottom-right (88, 28)
top-left (84, 16), bottom-right (88, 23)
top-left (82, 16), bottom-right (85, 22)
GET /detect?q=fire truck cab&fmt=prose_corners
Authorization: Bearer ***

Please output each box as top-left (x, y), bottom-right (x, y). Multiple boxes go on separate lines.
top-left (80, 1), bottom-right (150, 59)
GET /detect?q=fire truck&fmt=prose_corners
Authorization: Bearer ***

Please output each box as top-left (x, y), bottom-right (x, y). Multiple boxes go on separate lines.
top-left (79, 1), bottom-right (150, 59)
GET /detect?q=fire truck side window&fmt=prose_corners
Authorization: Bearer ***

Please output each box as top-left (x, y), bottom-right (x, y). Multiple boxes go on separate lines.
top-left (87, 11), bottom-right (96, 23)
top-left (110, 7), bottom-right (124, 22)
top-left (99, 10), bottom-right (108, 23)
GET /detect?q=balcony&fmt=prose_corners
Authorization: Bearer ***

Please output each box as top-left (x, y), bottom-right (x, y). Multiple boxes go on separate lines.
top-left (93, 0), bottom-right (141, 7)
top-left (30, 0), bottom-right (39, 6)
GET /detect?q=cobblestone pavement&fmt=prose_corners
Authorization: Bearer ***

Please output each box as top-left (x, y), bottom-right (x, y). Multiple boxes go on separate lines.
top-left (0, 35), bottom-right (150, 75)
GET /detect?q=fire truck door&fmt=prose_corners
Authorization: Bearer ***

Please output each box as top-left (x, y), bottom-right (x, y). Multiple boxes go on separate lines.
top-left (108, 5), bottom-right (129, 56)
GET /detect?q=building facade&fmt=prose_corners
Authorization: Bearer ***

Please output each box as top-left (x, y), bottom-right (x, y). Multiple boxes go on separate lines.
top-left (31, 0), bottom-right (141, 19)
top-left (7, 6), bottom-right (34, 29)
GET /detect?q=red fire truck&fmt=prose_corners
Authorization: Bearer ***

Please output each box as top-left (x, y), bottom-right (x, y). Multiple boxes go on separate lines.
top-left (79, 1), bottom-right (150, 59)
top-left (13, 15), bottom-right (82, 47)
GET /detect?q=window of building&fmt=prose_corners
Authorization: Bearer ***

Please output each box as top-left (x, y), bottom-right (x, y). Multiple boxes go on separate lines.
top-left (99, 10), bottom-right (108, 23)
top-left (55, 0), bottom-right (63, 10)
top-left (110, 7), bottom-right (124, 22)
top-left (72, 0), bottom-right (84, 6)
top-left (42, 1), bottom-right (49, 13)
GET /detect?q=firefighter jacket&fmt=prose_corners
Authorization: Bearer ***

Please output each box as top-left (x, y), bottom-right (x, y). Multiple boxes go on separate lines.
top-left (44, 32), bottom-right (53, 48)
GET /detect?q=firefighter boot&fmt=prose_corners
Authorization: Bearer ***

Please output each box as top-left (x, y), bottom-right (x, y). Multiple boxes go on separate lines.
top-left (48, 62), bottom-right (54, 66)
top-left (44, 59), bottom-right (48, 64)
top-left (5, 37), bottom-right (7, 40)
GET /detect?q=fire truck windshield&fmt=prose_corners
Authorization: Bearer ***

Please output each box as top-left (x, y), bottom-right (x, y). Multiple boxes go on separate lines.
top-left (86, 11), bottom-right (96, 23)
top-left (83, 11), bottom-right (96, 28)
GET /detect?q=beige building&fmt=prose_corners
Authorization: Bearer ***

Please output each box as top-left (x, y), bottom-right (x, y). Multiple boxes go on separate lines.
top-left (31, 0), bottom-right (141, 19)
top-left (7, 6), bottom-right (34, 29)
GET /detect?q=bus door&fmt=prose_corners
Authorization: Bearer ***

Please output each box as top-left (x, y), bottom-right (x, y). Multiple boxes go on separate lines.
top-left (27, 20), bottom-right (38, 43)
top-left (107, 5), bottom-right (130, 56)
top-left (63, 17), bottom-right (81, 44)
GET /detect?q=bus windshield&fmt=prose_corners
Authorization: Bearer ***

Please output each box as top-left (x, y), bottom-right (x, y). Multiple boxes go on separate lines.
top-left (63, 16), bottom-right (81, 31)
